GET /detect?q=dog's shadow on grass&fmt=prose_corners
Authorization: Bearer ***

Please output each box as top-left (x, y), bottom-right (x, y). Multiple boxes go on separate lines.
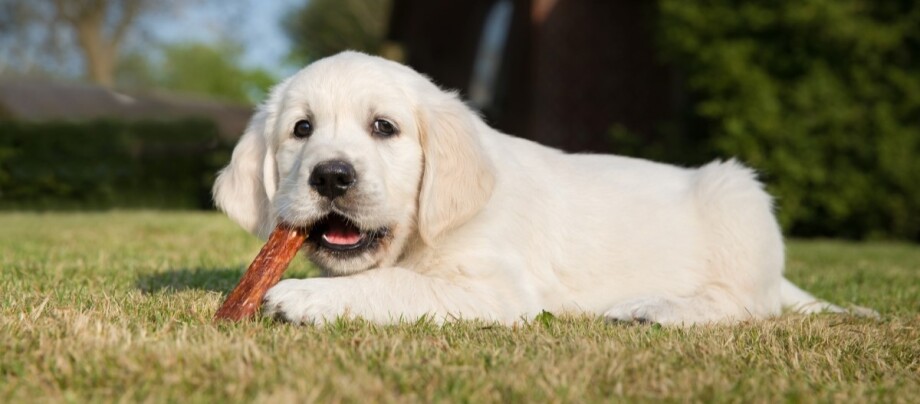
top-left (136, 267), bottom-right (243, 294)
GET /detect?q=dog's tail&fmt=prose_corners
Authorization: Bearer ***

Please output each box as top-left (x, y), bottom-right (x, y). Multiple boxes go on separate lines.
top-left (780, 278), bottom-right (844, 313)
top-left (780, 278), bottom-right (878, 317)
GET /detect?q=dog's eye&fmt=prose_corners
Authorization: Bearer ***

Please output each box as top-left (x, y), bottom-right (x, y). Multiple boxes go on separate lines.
top-left (293, 119), bottom-right (313, 138)
top-left (372, 119), bottom-right (398, 137)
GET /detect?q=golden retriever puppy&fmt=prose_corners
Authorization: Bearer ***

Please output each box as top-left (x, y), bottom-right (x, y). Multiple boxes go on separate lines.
top-left (214, 51), bottom-right (845, 325)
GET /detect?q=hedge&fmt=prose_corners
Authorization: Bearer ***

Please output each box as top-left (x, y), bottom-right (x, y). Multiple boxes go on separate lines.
top-left (645, 0), bottom-right (920, 240)
top-left (0, 119), bottom-right (231, 210)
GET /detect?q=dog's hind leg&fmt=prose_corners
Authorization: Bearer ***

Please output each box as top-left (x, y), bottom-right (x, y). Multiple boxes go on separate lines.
top-left (602, 284), bottom-right (767, 325)
top-left (604, 161), bottom-right (786, 325)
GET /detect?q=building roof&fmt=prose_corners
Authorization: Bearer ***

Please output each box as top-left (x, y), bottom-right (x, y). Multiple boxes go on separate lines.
top-left (0, 79), bottom-right (253, 140)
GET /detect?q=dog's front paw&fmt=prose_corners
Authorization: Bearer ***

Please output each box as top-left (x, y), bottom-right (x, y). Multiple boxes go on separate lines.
top-left (262, 278), bottom-right (349, 325)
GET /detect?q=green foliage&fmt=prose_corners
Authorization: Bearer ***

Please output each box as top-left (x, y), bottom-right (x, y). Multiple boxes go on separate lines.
top-left (157, 42), bottom-right (276, 104)
top-left (654, 0), bottom-right (920, 240)
top-left (116, 41), bottom-right (277, 104)
top-left (284, 0), bottom-right (392, 64)
top-left (534, 310), bottom-right (556, 327)
top-left (0, 119), bottom-right (231, 210)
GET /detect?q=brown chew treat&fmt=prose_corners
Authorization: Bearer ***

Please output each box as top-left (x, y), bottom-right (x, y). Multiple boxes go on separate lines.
top-left (214, 224), bottom-right (307, 321)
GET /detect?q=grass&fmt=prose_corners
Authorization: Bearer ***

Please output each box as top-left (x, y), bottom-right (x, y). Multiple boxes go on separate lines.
top-left (1, 212), bottom-right (918, 403)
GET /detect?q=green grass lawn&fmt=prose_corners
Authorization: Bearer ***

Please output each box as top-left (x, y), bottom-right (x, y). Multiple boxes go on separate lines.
top-left (1, 212), bottom-right (918, 402)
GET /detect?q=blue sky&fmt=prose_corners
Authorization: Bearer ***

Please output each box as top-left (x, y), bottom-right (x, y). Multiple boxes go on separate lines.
top-left (0, 0), bottom-right (306, 80)
top-left (150, 0), bottom-right (302, 76)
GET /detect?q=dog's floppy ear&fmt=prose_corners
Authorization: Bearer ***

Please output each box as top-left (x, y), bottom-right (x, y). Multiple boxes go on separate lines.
top-left (417, 92), bottom-right (496, 244)
top-left (212, 106), bottom-right (278, 239)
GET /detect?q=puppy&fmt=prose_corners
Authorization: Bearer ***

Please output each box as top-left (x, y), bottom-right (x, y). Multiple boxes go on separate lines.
top-left (214, 51), bottom-right (844, 325)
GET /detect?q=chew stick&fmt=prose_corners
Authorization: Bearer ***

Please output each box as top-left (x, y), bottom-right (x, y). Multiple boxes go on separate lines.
top-left (214, 223), bottom-right (307, 321)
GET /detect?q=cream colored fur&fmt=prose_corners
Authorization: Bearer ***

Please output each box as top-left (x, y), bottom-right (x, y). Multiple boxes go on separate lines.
top-left (214, 51), bottom-right (852, 325)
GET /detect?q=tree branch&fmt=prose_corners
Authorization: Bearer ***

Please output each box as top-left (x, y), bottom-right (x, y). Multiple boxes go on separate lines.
top-left (111, 0), bottom-right (145, 48)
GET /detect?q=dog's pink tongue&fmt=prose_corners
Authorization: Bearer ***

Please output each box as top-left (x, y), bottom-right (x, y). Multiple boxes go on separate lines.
top-left (323, 221), bottom-right (363, 245)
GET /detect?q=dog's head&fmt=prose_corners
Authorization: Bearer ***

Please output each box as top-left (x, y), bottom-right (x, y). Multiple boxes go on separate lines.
top-left (213, 52), bottom-right (495, 275)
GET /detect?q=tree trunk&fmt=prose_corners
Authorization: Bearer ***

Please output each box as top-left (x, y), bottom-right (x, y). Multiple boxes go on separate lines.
top-left (71, 6), bottom-right (116, 87)
top-left (54, 0), bottom-right (144, 88)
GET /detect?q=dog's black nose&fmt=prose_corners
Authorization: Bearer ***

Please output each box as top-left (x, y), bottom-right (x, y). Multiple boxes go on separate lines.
top-left (309, 160), bottom-right (356, 199)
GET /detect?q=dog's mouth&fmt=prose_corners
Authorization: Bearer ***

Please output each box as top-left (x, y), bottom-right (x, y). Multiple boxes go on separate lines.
top-left (307, 212), bottom-right (387, 253)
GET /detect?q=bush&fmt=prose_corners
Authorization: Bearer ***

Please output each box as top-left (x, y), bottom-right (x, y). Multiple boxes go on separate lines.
top-left (0, 119), bottom-right (231, 210)
top-left (653, 0), bottom-right (920, 240)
